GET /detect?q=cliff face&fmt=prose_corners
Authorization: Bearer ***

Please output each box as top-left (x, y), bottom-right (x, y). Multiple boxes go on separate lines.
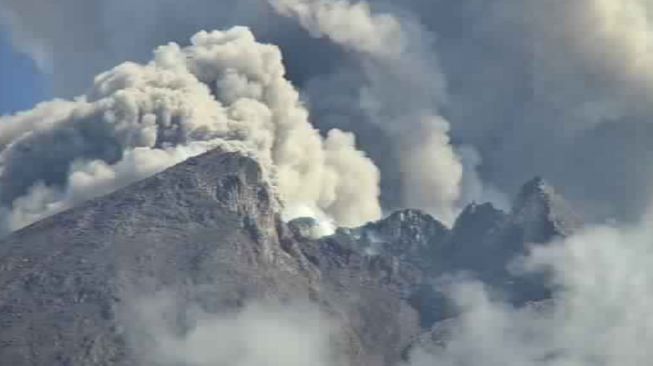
top-left (0, 150), bottom-right (581, 366)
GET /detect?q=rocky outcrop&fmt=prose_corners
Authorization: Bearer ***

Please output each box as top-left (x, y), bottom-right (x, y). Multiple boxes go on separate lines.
top-left (317, 177), bottom-right (582, 328)
top-left (511, 177), bottom-right (582, 242)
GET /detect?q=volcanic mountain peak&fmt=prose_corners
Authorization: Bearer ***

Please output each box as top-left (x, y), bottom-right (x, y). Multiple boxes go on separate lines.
top-left (511, 176), bottom-right (582, 241)
top-left (0, 150), bottom-right (424, 365)
top-left (0, 150), bottom-right (584, 366)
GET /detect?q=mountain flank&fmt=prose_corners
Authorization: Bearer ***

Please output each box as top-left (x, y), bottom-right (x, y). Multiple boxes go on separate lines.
top-left (0, 150), bottom-right (581, 365)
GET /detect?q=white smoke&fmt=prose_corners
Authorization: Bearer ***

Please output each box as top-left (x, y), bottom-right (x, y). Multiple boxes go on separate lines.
top-left (0, 27), bottom-right (382, 233)
top-left (125, 294), bottom-right (341, 366)
top-left (406, 208), bottom-right (653, 366)
top-left (282, 203), bottom-right (337, 238)
top-left (457, 145), bottom-right (510, 211)
top-left (270, 0), bottom-right (405, 56)
top-left (530, 0), bottom-right (653, 113)
top-left (270, 0), bottom-right (473, 223)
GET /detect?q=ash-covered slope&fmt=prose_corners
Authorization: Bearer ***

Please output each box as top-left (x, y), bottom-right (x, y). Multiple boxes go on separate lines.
top-left (0, 149), bottom-right (581, 366)
top-left (0, 150), bottom-right (420, 366)
top-left (0, 151), bottom-right (311, 364)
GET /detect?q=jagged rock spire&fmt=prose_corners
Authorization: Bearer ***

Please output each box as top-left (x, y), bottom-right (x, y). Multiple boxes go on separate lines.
top-left (511, 177), bottom-right (582, 241)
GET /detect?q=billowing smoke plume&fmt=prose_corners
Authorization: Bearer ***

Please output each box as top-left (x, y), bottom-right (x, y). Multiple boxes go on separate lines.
top-left (0, 27), bottom-right (382, 233)
top-left (271, 0), bottom-right (467, 222)
top-left (0, 0), bottom-right (486, 230)
top-left (406, 208), bottom-right (653, 366)
top-left (4, 0), bottom-right (653, 221)
top-left (419, 0), bottom-right (653, 221)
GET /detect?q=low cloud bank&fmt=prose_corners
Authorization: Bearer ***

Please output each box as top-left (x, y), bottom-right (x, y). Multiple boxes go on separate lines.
top-left (407, 211), bottom-right (653, 366)
top-left (125, 294), bottom-right (342, 366)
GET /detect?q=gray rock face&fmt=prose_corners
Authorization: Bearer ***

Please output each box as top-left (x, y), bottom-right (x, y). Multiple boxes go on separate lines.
top-left (0, 151), bottom-right (581, 365)
top-left (0, 151), bottom-right (423, 366)
top-left (512, 177), bottom-right (582, 241)
top-left (0, 152), bottom-right (313, 365)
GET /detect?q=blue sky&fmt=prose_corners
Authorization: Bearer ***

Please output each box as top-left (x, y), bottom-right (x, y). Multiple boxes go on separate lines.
top-left (0, 29), bottom-right (49, 115)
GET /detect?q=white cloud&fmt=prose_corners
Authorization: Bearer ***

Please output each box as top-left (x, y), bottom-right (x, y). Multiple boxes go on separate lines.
top-left (124, 293), bottom-right (342, 366)
top-left (406, 209), bottom-right (653, 366)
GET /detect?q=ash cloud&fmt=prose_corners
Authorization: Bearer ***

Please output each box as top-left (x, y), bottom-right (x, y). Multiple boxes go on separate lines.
top-left (0, 27), bottom-right (382, 233)
top-left (411, 0), bottom-right (653, 221)
top-left (270, 0), bottom-right (470, 223)
top-left (1, 0), bottom-right (493, 225)
top-left (5, 0), bottom-right (653, 222)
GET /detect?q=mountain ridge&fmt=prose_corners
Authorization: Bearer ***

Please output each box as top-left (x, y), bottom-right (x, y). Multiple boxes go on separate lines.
top-left (0, 149), bottom-right (582, 365)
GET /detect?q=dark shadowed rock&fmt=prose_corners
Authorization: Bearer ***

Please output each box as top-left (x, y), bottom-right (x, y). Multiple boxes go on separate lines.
top-left (447, 202), bottom-right (509, 272)
top-left (445, 178), bottom-right (581, 293)
top-left (511, 177), bottom-right (583, 242)
top-left (451, 202), bottom-right (508, 245)
top-left (322, 179), bottom-right (582, 330)
top-left (287, 217), bottom-right (322, 239)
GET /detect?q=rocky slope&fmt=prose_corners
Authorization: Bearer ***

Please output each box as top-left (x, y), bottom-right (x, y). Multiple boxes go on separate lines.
top-left (0, 150), bottom-right (581, 365)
